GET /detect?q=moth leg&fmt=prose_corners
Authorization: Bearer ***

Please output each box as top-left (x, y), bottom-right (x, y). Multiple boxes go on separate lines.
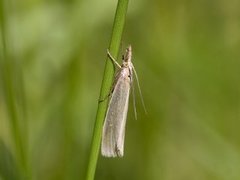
top-left (98, 93), bottom-right (111, 103)
top-left (107, 49), bottom-right (121, 68)
top-left (98, 85), bottom-right (115, 103)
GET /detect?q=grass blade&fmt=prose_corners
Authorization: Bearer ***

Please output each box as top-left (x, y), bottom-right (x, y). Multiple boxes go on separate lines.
top-left (85, 0), bottom-right (130, 179)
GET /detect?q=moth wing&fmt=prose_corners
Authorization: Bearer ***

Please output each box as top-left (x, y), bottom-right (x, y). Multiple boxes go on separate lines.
top-left (101, 75), bottom-right (131, 157)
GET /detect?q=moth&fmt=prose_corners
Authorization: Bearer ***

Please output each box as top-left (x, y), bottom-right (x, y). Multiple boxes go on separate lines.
top-left (101, 45), bottom-right (145, 157)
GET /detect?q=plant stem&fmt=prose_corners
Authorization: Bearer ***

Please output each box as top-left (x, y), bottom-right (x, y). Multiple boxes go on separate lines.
top-left (85, 0), bottom-right (129, 179)
top-left (0, 1), bottom-right (29, 179)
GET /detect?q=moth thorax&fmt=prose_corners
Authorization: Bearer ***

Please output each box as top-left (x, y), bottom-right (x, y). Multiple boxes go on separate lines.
top-left (122, 61), bottom-right (131, 68)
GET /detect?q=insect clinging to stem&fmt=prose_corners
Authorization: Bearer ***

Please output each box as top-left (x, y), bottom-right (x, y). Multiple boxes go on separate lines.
top-left (101, 45), bottom-right (146, 157)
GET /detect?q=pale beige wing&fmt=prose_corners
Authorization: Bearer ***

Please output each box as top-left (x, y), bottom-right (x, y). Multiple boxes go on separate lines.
top-left (101, 75), bottom-right (131, 157)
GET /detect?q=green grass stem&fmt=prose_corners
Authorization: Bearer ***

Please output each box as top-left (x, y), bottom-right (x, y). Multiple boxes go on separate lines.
top-left (85, 0), bottom-right (129, 179)
top-left (0, 1), bottom-right (29, 179)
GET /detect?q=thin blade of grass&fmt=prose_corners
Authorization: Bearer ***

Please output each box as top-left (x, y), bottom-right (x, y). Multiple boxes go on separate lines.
top-left (85, 0), bottom-right (130, 179)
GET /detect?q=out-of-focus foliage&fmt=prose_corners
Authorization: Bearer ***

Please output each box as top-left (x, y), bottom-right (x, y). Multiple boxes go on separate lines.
top-left (0, 0), bottom-right (240, 179)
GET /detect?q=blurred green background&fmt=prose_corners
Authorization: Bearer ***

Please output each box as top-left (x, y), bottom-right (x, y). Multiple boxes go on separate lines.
top-left (1, 0), bottom-right (240, 179)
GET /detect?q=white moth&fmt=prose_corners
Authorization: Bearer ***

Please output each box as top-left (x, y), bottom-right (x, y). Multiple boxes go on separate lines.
top-left (101, 45), bottom-right (145, 157)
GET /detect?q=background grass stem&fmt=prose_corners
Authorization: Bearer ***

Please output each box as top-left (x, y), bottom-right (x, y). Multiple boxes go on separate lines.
top-left (0, 1), bottom-right (29, 179)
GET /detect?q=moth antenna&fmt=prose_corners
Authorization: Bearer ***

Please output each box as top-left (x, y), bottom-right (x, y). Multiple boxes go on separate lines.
top-left (132, 65), bottom-right (147, 114)
top-left (131, 74), bottom-right (137, 120)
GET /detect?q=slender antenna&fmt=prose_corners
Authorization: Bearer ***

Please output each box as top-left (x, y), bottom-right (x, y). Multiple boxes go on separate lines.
top-left (132, 66), bottom-right (147, 114)
top-left (131, 74), bottom-right (137, 120)
top-left (107, 49), bottom-right (121, 68)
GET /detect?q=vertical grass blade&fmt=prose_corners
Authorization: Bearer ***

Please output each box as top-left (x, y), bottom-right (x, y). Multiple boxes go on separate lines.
top-left (0, 0), bottom-right (29, 179)
top-left (85, 0), bottom-right (129, 179)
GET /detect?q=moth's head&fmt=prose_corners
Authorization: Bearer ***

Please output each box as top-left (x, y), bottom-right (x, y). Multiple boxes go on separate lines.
top-left (122, 45), bottom-right (132, 63)
top-left (126, 45), bottom-right (132, 52)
